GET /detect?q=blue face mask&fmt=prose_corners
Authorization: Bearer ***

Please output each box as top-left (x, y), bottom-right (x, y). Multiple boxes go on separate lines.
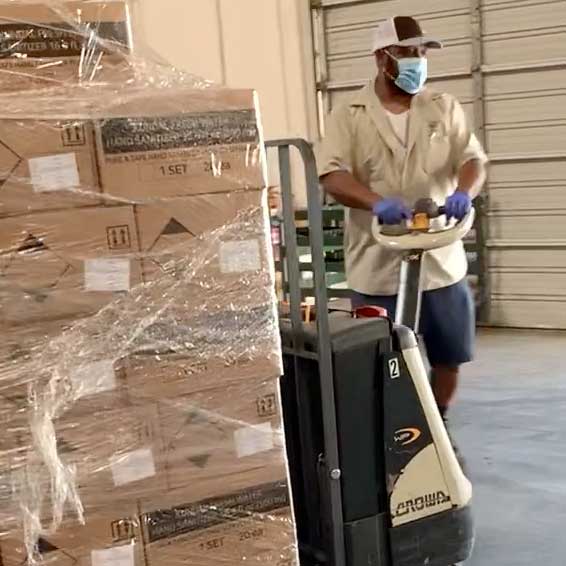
top-left (385, 51), bottom-right (428, 95)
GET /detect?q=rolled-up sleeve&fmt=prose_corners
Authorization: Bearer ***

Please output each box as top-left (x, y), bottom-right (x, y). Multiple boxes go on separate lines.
top-left (316, 105), bottom-right (354, 178)
top-left (450, 97), bottom-right (488, 196)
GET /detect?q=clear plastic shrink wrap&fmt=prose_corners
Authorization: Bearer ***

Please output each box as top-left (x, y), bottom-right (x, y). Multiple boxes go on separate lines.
top-left (0, 2), bottom-right (297, 565)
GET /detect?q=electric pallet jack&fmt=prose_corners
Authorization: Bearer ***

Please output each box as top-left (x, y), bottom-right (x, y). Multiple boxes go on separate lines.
top-left (267, 139), bottom-right (475, 566)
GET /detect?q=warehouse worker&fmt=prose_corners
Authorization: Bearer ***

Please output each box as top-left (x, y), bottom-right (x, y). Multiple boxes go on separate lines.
top-left (317, 16), bottom-right (488, 432)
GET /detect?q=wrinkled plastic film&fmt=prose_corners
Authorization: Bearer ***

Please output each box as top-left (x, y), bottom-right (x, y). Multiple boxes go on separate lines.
top-left (0, 2), bottom-right (296, 565)
top-left (0, 0), bottom-right (214, 92)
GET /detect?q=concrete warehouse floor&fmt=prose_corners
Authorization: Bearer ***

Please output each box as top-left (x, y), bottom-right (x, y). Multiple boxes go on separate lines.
top-left (452, 329), bottom-right (565, 566)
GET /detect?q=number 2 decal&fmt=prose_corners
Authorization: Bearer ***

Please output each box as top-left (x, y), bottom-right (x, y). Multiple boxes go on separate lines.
top-left (389, 358), bottom-right (401, 379)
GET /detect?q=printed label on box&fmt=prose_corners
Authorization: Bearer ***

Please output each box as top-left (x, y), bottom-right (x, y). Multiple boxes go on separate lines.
top-left (110, 447), bottom-right (156, 487)
top-left (219, 239), bottom-right (261, 273)
top-left (139, 155), bottom-right (235, 182)
top-left (70, 360), bottom-right (117, 399)
top-left (101, 111), bottom-right (259, 154)
top-left (234, 422), bottom-right (274, 458)
top-left (28, 153), bottom-right (80, 192)
top-left (92, 544), bottom-right (135, 566)
top-left (1, 22), bottom-right (131, 58)
top-left (142, 481), bottom-right (290, 542)
top-left (84, 258), bottom-right (131, 292)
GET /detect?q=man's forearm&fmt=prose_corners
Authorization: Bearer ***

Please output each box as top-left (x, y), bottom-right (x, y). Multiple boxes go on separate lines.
top-left (321, 171), bottom-right (381, 211)
top-left (457, 159), bottom-right (486, 195)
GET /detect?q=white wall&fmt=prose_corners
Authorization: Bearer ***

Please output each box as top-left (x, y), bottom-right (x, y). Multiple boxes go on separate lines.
top-left (136, 0), bottom-right (318, 205)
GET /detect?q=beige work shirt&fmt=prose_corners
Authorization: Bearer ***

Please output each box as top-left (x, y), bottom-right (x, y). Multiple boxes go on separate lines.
top-left (317, 82), bottom-right (488, 296)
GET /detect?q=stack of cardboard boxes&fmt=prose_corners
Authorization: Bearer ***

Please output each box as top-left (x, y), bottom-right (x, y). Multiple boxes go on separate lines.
top-left (0, 2), bottom-right (296, 566)
top-left (0, 1), bottom-right (133, 91)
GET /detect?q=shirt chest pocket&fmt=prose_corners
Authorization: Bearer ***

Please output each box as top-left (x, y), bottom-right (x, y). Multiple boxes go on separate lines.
top-left (423, 122), bottom-right (451, 174)
top-left (353, 127), bottom-right (384, 182)
top-left (353, 121), bottom-right (392, 185)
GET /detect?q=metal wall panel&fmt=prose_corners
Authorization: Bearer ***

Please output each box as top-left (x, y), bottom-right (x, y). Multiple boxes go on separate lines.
top-left (490, 298), bottom-right (566, 329)
top-left (487, 125), bottom-right (566, 155)
top-left (481, 0), bottom-right (566, 66)
top-left (489, 212), bottom-right (566, 241)
top-left (489, 160), bottom-right (566, 212)
top-left (312, 0), bottom-right (566, 328)
top-left (490, 249), bottom-right (566, 268)
top-left (481, 0), bottom-right (566, 328)
top-left (491, 270), bottom-right (566, 296)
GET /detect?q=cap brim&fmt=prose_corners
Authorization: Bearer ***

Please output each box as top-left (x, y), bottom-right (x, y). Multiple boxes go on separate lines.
top-left (396, 36), bottom-right (443, 49)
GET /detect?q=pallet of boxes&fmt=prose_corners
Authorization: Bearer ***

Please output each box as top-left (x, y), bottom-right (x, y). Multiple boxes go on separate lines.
top-left (0, 2), bottom-right (298, 566)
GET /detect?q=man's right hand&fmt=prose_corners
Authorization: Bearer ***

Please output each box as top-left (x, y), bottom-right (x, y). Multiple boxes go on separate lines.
top-left (372, 198), bottom-right (411, 225)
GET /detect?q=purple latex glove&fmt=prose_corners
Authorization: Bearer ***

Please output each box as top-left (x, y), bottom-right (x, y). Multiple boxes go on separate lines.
top-left (372, 198), bottom-right (411, 225)
top-left (445, 191), bottom-right (472, 221)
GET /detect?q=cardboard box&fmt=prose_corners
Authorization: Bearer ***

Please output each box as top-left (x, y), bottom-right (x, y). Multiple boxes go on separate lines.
top-left (140, 481), bottom-right (298, 566)
top-left (0, 385), bottom-right (31, 459)
top-left (0, 118), bottom-right (100, 217)
top-left (0, 347), bottom-right (132, 533)
top-left (0, 206), bottom-right (142, 325)
top-left (127, 301), bottom-right (281, 362)
top-left (0, 1), bottom-right (133, 93)
top-left (0, 325), bottom-right (71, 535)
top-left (11, 367), bottom-right (287, 518)
top-left (123, 354), bottom-right (281, 401)
top-left (96, 89), bottom-right (266, 200)
top-left (0, 507), bottom-right (143, 566)
top-left (132, 190), bottom-right (277, 354)
top-left (0, 322), bottom-right (77, 501)
top-left (0, 319), bottom-right (74, 398)
top-left (0, 402), bottom-right (159, 528)
top-left (54, 403), bottom-right (164, 514)
top-left (121, 356), bottom-right (285, 496)
top-left (158, 378), bottom-right (285, 495)
top-left (0, 417), bottom-right (27, 538)
top-left (0, 319), bottom-right (74, 368)
top-left (0, 391), bottom-right (29, 532)
top-left (129, 189), bottom-right (278, 359)
top-left (0, 484), bottom-right (298, 566)
top-left (0, 323), bottom-right (131, 474)
top-left (134, 190), bottom-right (267, 283)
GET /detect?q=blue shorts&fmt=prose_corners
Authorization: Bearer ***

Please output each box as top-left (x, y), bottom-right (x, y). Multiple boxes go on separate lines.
top-left (351, 280), bottom-right (475, 367)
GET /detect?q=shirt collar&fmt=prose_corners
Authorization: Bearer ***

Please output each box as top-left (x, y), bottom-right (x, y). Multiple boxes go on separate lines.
top-left (349, 81), bottom-right (437, 108)
top-left (349, 82), bottom-right (443, 158)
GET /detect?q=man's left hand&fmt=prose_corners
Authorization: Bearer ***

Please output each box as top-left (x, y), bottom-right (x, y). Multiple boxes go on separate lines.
top-left (445, 191), bottom-right (472, 221)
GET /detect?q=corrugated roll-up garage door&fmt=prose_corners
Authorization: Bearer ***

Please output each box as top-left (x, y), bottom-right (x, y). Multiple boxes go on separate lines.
top-left (482, 0), bottom-right (566, 329)
top-left (311, 0), bottom-right (566, 329)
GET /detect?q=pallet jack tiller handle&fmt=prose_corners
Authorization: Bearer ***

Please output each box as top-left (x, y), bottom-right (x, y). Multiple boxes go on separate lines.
top-left (372, 198), bottom-right (475, 252)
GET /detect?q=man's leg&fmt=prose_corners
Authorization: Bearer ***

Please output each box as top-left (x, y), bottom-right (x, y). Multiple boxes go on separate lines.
top-left (431, 365), bottom-right (460, 420)
top-left (421, 281), bottom-right (474, 472)
top-left (352, 283), bottom-right (474, 419)
top-left (420, 280), bottom-right (475, 419)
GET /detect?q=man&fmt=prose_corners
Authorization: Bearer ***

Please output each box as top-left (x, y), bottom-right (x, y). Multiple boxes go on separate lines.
top-left (317, 16), bottom-right (488, 427)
